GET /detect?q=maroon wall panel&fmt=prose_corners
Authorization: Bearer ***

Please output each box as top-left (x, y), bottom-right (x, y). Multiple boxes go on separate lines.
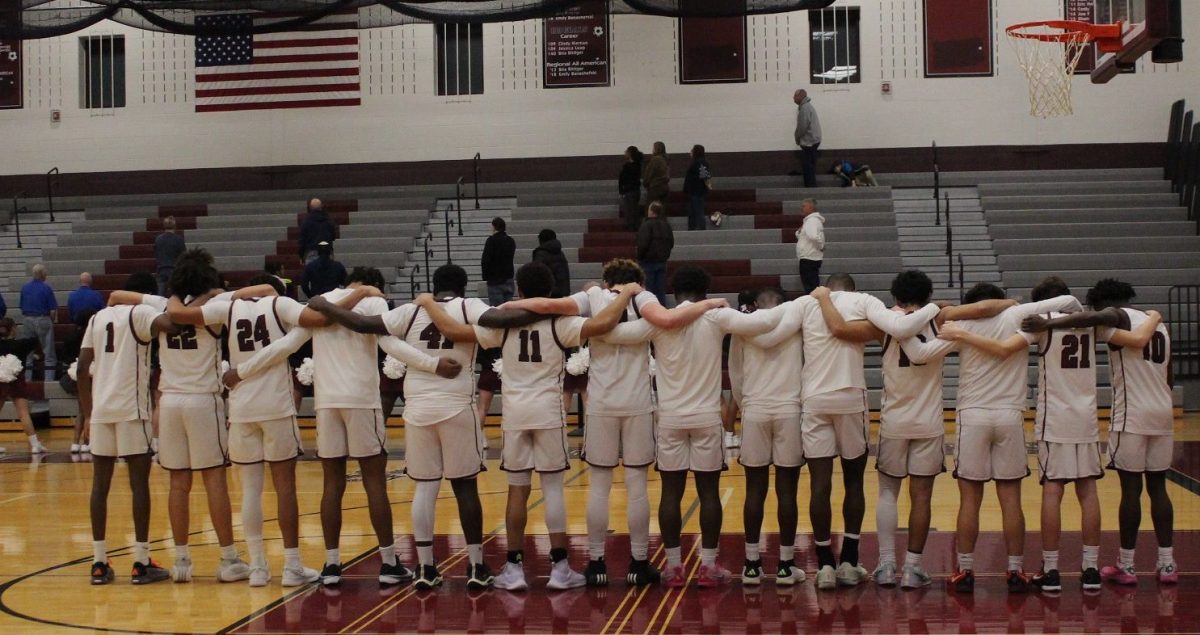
top-left (924, 0), bottom-right (993, 77)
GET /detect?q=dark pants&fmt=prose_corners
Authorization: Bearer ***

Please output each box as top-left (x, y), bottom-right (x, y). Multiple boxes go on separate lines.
top-left (686, 195), bottom-right (707, 231)
top-left (641, 261), bottom-right (668, 306)
top-left (798, 259), bottom-right (822, 295)
top-left (799, 143), bottom-right (820, 188)
top-left (486, 280), bottom-right (515, 307)
top-left (620, 192), bottom-right (641, 231)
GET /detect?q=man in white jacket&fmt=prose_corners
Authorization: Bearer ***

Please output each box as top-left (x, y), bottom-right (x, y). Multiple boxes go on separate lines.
top-left (794, 199), bottom-right (825, 294)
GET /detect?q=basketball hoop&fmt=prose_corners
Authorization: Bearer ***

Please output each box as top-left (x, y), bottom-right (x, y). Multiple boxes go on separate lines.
top-left (1006, 20), bottom-right (1124, 117)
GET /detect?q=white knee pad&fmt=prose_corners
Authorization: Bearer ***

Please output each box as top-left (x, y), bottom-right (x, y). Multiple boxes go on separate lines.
top-left (507, 470), bottom-right (533, 487)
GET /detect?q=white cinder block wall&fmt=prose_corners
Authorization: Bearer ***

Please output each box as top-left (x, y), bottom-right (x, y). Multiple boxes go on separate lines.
top-left (1, 0), bottom-right (1197, 176)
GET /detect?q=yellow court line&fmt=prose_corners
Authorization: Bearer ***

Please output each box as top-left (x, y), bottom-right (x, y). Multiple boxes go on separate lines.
top-left (601, 543), bottom-right (666, 635)
top-left (653, 488), bottom-right (733, 635)
top-left (641, 539), bottom-right (700, 635)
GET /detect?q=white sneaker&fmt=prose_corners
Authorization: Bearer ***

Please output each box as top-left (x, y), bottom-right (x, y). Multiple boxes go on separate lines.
top-left (172, 558), bottom-right (193, 583)
top-left (70, 443), bottom-right (81, 453)
top-left (282, 565), bottom-right (319, 587)
top-left (218, 557), bottom-right (252, 582)
top-left (546, 560), bottom-right (586, 590)
top-left (29, 439), bottom-right (49, 454)
top-left (249, 566), bottom-right (271, 587)
top-left (493, 562), bottom-right (528, 591)
top-left (901, 564), bottom-right (932, 589)
top-left (873, 561), bottom-right (897, 587)
top-left (724, 432), bottom-right (740, 449)
top-left (816, 565), bottom-right (837, 590)
top-left (836, 562), bottom-right (868, 587)
top-left (80, 444), bottom-right (90, 453)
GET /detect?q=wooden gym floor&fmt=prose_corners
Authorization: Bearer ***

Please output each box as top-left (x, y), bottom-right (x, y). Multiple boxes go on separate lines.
top-left (0, 414), bottom-right (1197, 634)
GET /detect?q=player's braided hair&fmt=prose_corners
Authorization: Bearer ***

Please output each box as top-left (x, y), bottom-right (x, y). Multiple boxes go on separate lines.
top-left (601, 258), bottom-right (645, 286)
top-left (1086, 278), bottom-right (1136, 310)
top-left (167, 248), bottom-right (221, 299)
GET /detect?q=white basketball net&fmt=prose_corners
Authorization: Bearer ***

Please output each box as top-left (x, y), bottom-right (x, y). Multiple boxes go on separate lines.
top-left (1008, 25), bottom-right (1091, 118)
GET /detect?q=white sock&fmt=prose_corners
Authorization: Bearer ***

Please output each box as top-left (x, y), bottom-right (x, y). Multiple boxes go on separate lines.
top-left (93, 540), bottom-right (107, 563)
top-left (1158, 546), bottom-right (1175, 568)
top-left (134, 542), bottom-right (150, 565)
top-left (220, 544), bottom-right (237, 561)
top-left (1119, 548), bottom-right (1136, 569)
top-left (1082, 545), bottom-right (1099, 570)
top-left (284, 547), bottom-right (301, 569)
top-left (1042, 550), bottom-right (1059, 571)
top-left (1007, 555), bottom-right (1024, 572)
top-left (175, 543), bottom-right (191, 561)
top-left (379, 543), bottom-right (397, 567)
top-left (586, 467), bottom-right (613, 559)
top-left (904, 551), bottom-right (922, 569)
top-left (540, 471), bottom-right (567, 534)
top-left (626, 467), bottom-right (651, 561)
top-left (468, 544), bottom-right (483, 566)
top-left (780, 545), bottom-right (795, 562)
top-left (248, 538), bottom-right (267, 568)
top-left (701, 548), bottom-right (717, 566)
top-left (417, 545), bottom-right (434, 567)
top-left (326, 548), bottom-right (340, 566)
top-left (239, 463), bottom-right (265, 562)
top-left (667, 547), bottom-right (682, 567)
top-left (957, 552), bottom-right (974, 571)
top-left (27, 434), bottom-right (38, 445)
top-left (745, 542), bottom-right (760, 561)
top-left (876, 474), bottom-right (901, 566)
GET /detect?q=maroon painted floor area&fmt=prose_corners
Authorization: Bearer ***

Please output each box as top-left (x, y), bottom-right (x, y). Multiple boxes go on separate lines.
top-left (230, 532), bottom-right (1200, 634)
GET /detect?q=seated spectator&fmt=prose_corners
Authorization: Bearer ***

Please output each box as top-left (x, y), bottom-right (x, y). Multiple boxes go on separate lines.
top-left (301, 241), bottom-right (347, 299)
top-left (832, 160), bottom-right (878, 187)
top-left (532, 229), bottom-right (571, 298)
top-left (68, 272), bottom-right (105, 324)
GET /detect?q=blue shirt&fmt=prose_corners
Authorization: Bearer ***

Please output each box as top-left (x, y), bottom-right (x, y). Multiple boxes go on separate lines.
top-left (20, 279), bottom-right (58, 317)
top-left (67, 285), bottom-right (104, 323)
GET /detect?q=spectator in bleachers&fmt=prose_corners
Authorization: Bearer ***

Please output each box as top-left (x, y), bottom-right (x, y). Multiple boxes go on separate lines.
top-left (0, 317), bottom-right (49, 453)
top-left (684, 144), bottom-right (713, 231)
top-left (833, 159), bottom-right (878, 187)
top-left (300, 241), bottom-right (347, 299)
top-left (619, 146), bottom-right (644, 231)
top-left (67, 272), bottom-right (104, 324)
top-left (637, 201), bottom-right (674, 306)
top-left (641, 141), bottom-right (670, 213)
top-left (532, 229), bottom-right (571, 298)
top-left (19, 264), bottom-right (57, 381)
top-left (481, 217), bottom-right (516, 306)
top-left (298, 198), bottom-right (337, 264)
top-left (154, 216), bottom-right (187, 297)
top-left (792, 89), bottom-right (822, 188)
top-left (794, 198), bottom-right (825, 295)
top-left (0, 290), bottom-right (6, 318)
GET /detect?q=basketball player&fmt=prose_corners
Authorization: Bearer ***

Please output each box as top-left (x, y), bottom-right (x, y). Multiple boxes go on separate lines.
top-left (751, 274), bottom-right (939, 590)
top-left (499, 258), bottom-right (723, 586)
top-left (79, 272), bottom-right (178, 585)
top-left (1021, 278), bottom-right (1176, 585)
top-left (940, 277), bottom-right (1161, 593)
top-left (307, 263), bottom-right (547, 591)
top-left (418, 262), bottom-right (637, 591)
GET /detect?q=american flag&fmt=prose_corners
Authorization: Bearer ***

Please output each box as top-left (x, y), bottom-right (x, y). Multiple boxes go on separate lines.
top-left (194, 12), bottom-right (360, 113)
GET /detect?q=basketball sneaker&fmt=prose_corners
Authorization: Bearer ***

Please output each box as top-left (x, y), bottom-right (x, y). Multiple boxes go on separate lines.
top-left (1157, 563), bottom-right (1179, 585)
top-left (414, 564), bottom-right (443, 590)
top-left (29, 439), bottom-right (49, 454)
top-left (626, 558), bottom-right (661, 586)
top-left (249, 566), bottom-right (271, 587)
top-left (1007, 569), bottom-right (1032, 593)
top-left (662, 563), bottom-right (687, 588)
top-left (1031, 569), bottom-right (1061, 592)
top-left (547, 559), bottom-right (586, 590)
top-left (320, 563), bottom-right (342, 586)
top-left (282, 565), bottom-right (319, 587)
top-left (466, 562), bottom-right (494, 590)
top-left (873, 561), bottom-right (897, 587)
top-left (697, 563), bottom-right (731, 588)
top-left (1082, 567), bottom-right (1102, 590)
top-left (723, 432), bottom-right (740, 449)
top-left (131, 560), bottom-right (170, 585)
top-left (901, 565), bottom-right (933, 589)
top-left (948, 569), bottom-right (975, 593)
top-left (836, 561), bottom-right (868, 587)
top-left (585, 557), bottom-right (608, 586)
top-left (380, 562), bottom-right (414, 585)
top-left (218, 557), bottom-right (252, 582)
top-left (815, 565), bottom-right (837, 590)
top-left (70, 443), bottom-right (82, 453)
top-left (172, 557), bottom-right (193, 583)
top-left (493, 561), bottom-right (528, 591)
top-left (1101, 564), bottom-right (1138, 585)
top-left (741, 559), bottom-right (763, 586)
top-left (91, 561), bottom-right (115, 585)
top-left (776, 559), bottom-right (805, 585)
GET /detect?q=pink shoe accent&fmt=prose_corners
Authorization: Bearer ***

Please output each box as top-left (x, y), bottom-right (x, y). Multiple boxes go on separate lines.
top-left (696, 564), bottom-right (731, 588)
top-left (1157, 564), bottom-right (1179, 585)
top-left (663, 564), bottom-right (687, 588)
top-left (1101, 564), bottom-right (1138, 586)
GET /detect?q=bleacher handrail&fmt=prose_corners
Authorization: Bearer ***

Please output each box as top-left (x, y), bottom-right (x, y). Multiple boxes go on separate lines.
top-left (1166, 99), bottom-right (1185, 186)
top-left (958, 253), bottom-right (965, 302)
top-left (45, 167), bottom-right (59, 222)
top-left (9, 192), bottom-right (26, 248)
top-left (1168, 285), bottom-right (1200, 378)
top-left (473, 152), bottom-right (481, 210)
top-left (455, 176), bottom-right (465, 237)
top-left (945, 192), bottom-right (953, 288)
top-left (932, 141), bottom-right (941, 226)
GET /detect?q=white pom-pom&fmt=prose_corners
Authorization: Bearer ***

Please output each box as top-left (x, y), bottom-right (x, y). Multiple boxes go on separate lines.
top-left (566, 347), bottom-right (590, 376)
top-left (67, 360), bottom-right (79, 381)
top-left (382, 355), bottom-right (407, 380)
top-left (0, 354), bottom-right (22, 383)
top-left (295, 357), bottom-right (315, 386)
top-left (647, 354), bottom-right (657, 377)
top-left (492, 359), bottom-right (504, 379)
top-left (220, 360), bottom-right (230, 376)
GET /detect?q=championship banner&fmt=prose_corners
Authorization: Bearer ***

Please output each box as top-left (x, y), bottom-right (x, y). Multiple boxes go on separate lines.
top-left (543, 0), bottom-right (610, 88)
top-left (0, 0), bottom-right (21, 109)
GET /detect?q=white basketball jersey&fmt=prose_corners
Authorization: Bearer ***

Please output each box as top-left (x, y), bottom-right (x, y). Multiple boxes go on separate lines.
top-left (740, 326), bottom-right (802, 416)
top-left (1033, 312), bottom-right (1099, 443)
top-left (381, 297), bottom-right (490, 426)
top-left (1106, 308), bottom-right (1173, 436)
top-left (571, 288), bottom-right (659, 416)
top-left (474, 316), bottom-right (586, 430)
top-left (202, 296), bottom-right (300, 424)
top-left (880, 318), bottom-right (945, 439)
top-left (152, 294), bottom-right (227, 395)
top-left (312, 289), bottom-right (389, 410)
top-left (83, 305), bottom-right (158, 424)
top-left (800, 292), bottom-right (869, 413)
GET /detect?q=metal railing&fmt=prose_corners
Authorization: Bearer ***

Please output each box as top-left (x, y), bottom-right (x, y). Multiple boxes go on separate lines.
top-left (943, 192), bottom-right (953, 288)
top-left (454, 176), bottom-right (465, 237)
top-left (45, 167), bottom-right (59, 222)
top-left (473, 152), bottom-right (481, 209)
top-left (932, 141), bottom-right (941, 226)
top-left (9, 193), bottom-right (28, 248)
top-left (1168, 285), bottom-right (1200, 378)
top-left (421, 231), bottom-right (434, 291)
top-left (957, 253), bottom-right (965, 302)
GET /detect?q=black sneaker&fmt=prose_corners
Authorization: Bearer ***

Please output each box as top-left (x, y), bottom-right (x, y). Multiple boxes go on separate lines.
top-left (413, 564), bottom-right (442, 590)
top-left (626, 558), bottom-right (661, 586)
top-left (948, 569), bottom-right (975, 593)
top-left (776, 559), bottom-right (804, 586)
top-left (380, 562), bottom-right (414, 585)
top-left (1081, 567), bottom-right (1102, 591)
top-left (1032, 569), bottom-right (1062, 592)
top-left (131, 560), bottom-right (169, 585)
top-left (742, 559), bottom-right (764, 586)
top-left (585, 557), bottom-right (608, 586)
top-left (466, 562), bottom-right (494, 590)
top-left (320, 563), bottom-right (343, 586)
top-left (91, 561), bottom-right (115, 585)
top-left (1007, 570), bottom-right (1032, 594)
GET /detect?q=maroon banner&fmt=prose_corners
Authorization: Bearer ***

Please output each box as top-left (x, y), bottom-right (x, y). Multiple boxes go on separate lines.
top-left (679, 12), bottom-right (746, 83)
top-left (0, 0), bottom-right (20, 109)
top-left (543, 0), bottom-right (610, 88)
top-left (923, 0), bottom-right (993, 77)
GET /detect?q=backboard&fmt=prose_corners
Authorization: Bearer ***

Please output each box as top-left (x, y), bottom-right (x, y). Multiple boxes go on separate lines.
top-left (1070, 0), bottom-right (1184, 83)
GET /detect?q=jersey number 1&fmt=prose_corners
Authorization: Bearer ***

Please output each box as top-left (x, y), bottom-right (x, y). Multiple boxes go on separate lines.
top-left (518, 329), bottom-right (543, 363)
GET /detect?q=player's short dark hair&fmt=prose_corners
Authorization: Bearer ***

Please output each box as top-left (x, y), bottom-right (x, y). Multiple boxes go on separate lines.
top-left (516, 262), bottom-right (555, 299)
top-left (738, 288), bottom-right (759, 308)
top-left (756, 287), bottom-right (786, 308)
top-left (1031, 276), bottom-right (1071, 302)
top-left (1086, 278), bottom-right (1136, 310)
top-left (167, 248), bottom-right (221, 299)
top-left (125, 271), bottom-right (159, 295)
top-left (601, 258), bottom-right (645, 286)
top-left (890, 270), bottom-right (933, 305)
top-left (491, 217), bottom-right (506, 232)
top-left (347, 266), bottom-right (386, 291)
top-left (963, 282), bottom-right (1006, 303)
top-left (671, 266), bottom-right (710, 298)
top-left (825, 273), bottom-right (856, 292)
top-left (538, 229), bottom-right (557, 244)
top-left (433, 264), bottom-right (469, 297)
top-left (249, 273), bottom-right (286, 296)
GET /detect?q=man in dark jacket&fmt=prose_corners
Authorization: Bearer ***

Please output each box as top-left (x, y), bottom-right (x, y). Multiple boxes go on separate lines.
top-left (298, 198), bottom-right (337, 264)
top-left (481, 217), bottom-right (517, 306)
top-left (637, 201), bottom-right (674, 306)
top-left (532, 229), bottom-right (571, 298)
top-left (154, 216), bottom-right (187, 296)
top-left (300, 241), bottom-right (348, 298)
top-left (683, 144), bottom-right (713, 231)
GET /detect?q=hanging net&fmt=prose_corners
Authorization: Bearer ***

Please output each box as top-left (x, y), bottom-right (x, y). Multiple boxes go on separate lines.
top-left (1006, 21), bottom-right (1097, 118)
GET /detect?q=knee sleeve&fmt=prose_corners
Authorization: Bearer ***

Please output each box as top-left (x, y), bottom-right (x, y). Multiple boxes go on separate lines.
top-left (540, 471), bottom-right (567, 534)
top-left (239, 463), bottom-right (265, 539)
top-left (412, 480), bottom-right (440, 542)
top-left (625, 467), bottom-right (651, 557)
top-left (587, 468), bottom-right (614, 552)
top-left (507, 470), bottom-right (533, 487)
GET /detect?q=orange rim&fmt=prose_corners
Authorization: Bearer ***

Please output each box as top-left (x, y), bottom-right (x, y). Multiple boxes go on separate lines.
top-left (1005, 19), bottom-right (1123, 44)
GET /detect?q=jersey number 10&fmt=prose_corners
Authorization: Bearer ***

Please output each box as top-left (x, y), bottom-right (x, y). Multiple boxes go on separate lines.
top-left (1143, 331), bottom-right (1167, 364)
